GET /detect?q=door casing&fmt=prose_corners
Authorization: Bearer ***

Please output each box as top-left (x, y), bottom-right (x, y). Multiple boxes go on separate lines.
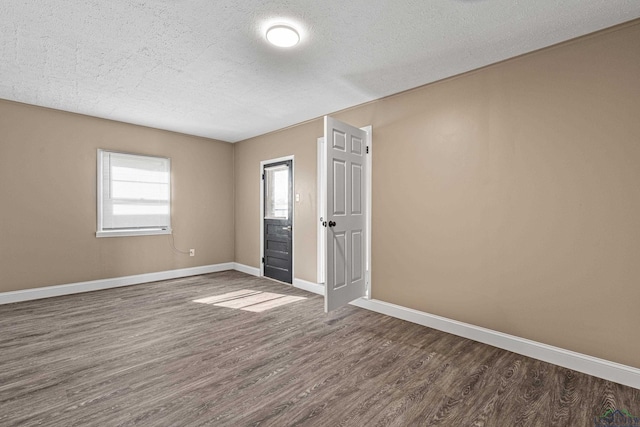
top-left (260, 155), bottom-right (295, 282)
top-left (317, 125), bottom-right (372, 297)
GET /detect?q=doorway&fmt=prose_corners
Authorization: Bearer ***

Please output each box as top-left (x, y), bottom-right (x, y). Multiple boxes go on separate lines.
top-left (261, 158), bottom-right (293, 284)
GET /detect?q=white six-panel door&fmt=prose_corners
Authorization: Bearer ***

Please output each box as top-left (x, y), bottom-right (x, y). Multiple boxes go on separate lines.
top-left (324, 116), bottom-right (367, 312)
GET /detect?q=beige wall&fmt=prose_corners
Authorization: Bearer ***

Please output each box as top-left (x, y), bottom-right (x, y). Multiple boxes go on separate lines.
top-left (234, 122), bottom-right (321, 279)
top-left (2, 20), bottom-right (639, 369)
top-left (0, 100), bottom-right (234, 293)
top-left (234, 21), bottom-right (640, 368)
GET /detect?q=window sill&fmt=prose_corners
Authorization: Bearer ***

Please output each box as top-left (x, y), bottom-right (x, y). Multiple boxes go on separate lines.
top-left (96, 228), bottom-right (172, 238)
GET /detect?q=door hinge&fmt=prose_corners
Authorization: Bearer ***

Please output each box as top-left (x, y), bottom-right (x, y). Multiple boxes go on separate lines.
top-left (262, 257), bottom-right (265, 264)
top-left (366, 146), bottom-right (369, 154)
top-left (262, 173), bottom-right (265, 180)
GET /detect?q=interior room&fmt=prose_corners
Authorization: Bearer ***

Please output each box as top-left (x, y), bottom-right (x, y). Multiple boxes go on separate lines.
top-left (1, 1), bottom-right (640, 425)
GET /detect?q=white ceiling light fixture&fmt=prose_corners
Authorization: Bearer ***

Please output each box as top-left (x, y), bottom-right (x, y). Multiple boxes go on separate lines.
top-left (266, 25), bottom-right (300, 48)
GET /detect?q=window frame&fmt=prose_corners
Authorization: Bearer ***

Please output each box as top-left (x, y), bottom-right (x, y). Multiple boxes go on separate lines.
top-left (96, 149), bottom-right (172, 238)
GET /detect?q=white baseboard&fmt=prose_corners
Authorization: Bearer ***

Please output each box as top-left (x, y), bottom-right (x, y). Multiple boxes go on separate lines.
top-left (0, 263), bottom-right (235, 305)
top-left (350, 298), bottom-right (640, 390)
top-left (293, 278), bottom-right (324, 295)
top-left (4, 267), bottom-right (638, 389)
top-left (233, 263), bottom-right (260, 276)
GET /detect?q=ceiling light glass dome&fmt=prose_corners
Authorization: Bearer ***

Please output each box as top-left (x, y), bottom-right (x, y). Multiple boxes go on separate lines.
top-left (266, 25), bottom-right (300, 48)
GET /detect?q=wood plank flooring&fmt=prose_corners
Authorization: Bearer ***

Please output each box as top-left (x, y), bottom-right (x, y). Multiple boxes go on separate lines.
top-left (0, 271), bottom-right (638, 426)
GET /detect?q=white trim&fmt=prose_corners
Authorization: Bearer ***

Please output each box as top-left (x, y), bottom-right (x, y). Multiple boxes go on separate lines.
top-left (5, 267), bottom-right (637, 389)
top-left (0, 263), bottom-right (235, 305)
top-left (97, 149), bottom-right (103, 232)
top-left (362, 125), bottom-right (372, 298)
top-left (316, 137), bottom-right (326, 285)
top-left (96, 228), bottom-right (172, 238)
top-left (350, 298), bottom-right (640, 389)
top-left (259, 156), bottom-right (295, 282)
top-left (233, 263), bottom-right (260, 277)
top-left (293, 278), bottom-right (324, 295)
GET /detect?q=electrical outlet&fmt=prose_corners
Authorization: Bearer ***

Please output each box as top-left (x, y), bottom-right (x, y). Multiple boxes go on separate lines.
top-left (189, 249), bottom-right (195, 257)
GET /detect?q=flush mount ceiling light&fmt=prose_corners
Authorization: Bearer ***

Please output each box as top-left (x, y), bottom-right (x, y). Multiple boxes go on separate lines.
top-left (266, 25), bottom-right (300, 48)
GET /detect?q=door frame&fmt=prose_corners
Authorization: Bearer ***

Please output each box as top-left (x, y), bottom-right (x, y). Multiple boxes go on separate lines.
top-left (317, 125), bottom-right (372, 297)
top-left (260, 155), bottom-right (295, 282)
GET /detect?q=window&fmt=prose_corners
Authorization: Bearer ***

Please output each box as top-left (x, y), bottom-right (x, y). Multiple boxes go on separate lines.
top-left (97, 150), bottom-right (171, 237)
top-left (264, 164), bottom-right (289, 219)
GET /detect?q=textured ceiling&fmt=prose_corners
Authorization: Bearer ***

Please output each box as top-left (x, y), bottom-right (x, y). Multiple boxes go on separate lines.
top-left (1, 1), bottom-right (639, 142)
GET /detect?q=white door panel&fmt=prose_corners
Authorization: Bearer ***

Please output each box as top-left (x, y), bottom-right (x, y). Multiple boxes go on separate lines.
top-left (324, 116), bottom-right (368, 312)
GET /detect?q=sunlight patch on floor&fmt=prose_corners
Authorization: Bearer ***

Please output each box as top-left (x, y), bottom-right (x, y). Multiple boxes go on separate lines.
top-left (193, 290), bottom-right (306, 312)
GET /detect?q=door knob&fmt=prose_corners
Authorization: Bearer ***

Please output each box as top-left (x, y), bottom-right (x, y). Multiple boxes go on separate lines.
top-left (328, 221), bottom-right (336, 227)
top-left (282, 226), bottom-right (291, 231)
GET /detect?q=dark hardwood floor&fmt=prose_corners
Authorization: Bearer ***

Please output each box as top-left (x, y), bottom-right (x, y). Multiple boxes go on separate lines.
top-left (0, 271), bottom-right (637, 426)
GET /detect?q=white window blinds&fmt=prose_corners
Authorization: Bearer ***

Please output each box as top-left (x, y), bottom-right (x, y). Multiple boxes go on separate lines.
top-left (97, 150), bottom-right (171, 236)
